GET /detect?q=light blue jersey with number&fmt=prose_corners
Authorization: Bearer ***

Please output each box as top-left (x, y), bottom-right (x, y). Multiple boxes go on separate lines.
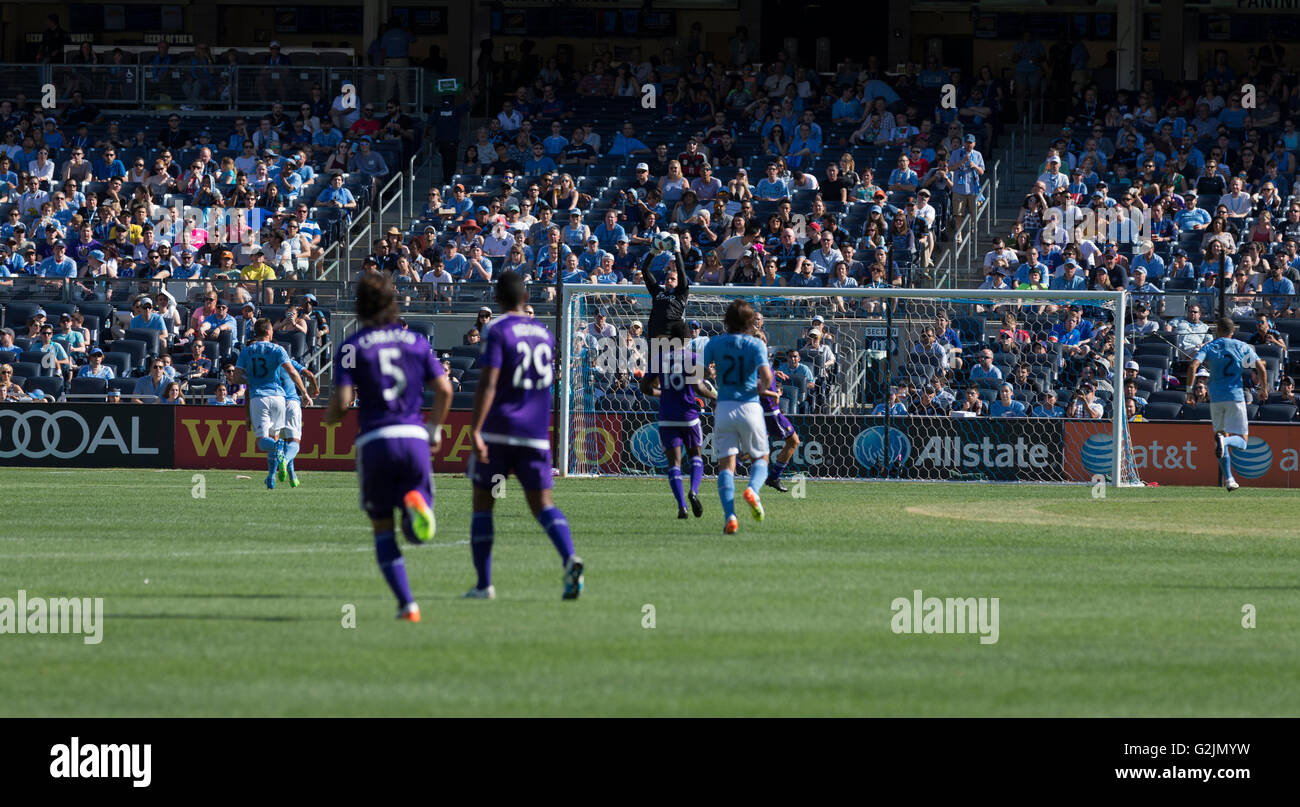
top-left (1196, 337), bottom-right (1258, 403)
top-left (236, 340), bottom-right (291, 398)
top-left (703, 333), bottom-right (768, 403)
top-left (279, 358), bottom-right (306, 401)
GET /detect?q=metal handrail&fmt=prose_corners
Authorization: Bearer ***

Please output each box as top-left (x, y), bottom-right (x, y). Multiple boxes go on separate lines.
top-left (376, 171), bottom-right (404, 236)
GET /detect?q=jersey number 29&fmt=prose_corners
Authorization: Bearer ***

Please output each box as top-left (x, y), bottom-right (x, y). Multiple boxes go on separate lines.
top-left (512, 342), bottom-right (553, 390)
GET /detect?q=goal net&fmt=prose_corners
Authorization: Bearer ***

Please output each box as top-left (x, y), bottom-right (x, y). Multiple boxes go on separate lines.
top-left (558, 283), bottom-right (1142, 487)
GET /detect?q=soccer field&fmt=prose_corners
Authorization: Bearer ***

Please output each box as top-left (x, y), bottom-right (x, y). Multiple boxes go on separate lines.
top-left (1, 469), bottom-right (1297, 717)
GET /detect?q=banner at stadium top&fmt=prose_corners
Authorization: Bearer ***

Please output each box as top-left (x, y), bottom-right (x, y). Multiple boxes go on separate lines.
top-left (4, 405), bottom-right (1300, 487)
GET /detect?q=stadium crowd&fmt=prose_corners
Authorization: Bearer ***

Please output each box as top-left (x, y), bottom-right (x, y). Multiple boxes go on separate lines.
top-left (3, 22), bottom-right (1300, 423)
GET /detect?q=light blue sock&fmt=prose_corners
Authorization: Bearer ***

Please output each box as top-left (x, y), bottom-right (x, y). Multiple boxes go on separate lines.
top-left (718, 469), bottom-right (736, 520)
top-left (258, 437), bottom-right (278, 477)
top-left (1224, 435), bottom-right (1247, 450)
top-left (748, 459), bottom-right (768, 494)
top-left (284, 439), bottom-right (300, 472)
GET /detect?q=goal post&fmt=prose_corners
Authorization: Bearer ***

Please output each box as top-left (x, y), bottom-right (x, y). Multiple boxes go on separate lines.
top-left (558, 282), bottom-right (1141, 487)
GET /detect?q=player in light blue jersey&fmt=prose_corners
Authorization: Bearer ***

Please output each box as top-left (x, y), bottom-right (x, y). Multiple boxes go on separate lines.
top-left (275, 357), bottom-right (318, 487)
top-left (1188, 316), bottom-right (1267, 492)
top-left (702, 300), bottom-right (773, 534)
top-left (234, 319), bottom-right (310, 489)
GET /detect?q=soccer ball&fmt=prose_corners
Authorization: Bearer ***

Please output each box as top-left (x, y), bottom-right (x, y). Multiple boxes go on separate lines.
top-left (653, 233), bottom-right (678, 254)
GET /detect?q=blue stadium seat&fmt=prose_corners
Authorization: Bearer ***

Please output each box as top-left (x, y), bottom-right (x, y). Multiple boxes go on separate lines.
top-left (1143, 401), bottom-right (1183, 420)
top-left (25, 375), bottom-right (64, 399)
top-left (1254, 403), bottom-right (1297, 422)
top-left (70, 376), bottom-right (109, 400)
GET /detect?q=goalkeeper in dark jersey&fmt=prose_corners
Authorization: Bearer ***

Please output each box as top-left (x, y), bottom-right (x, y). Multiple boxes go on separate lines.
top-left (642, 235), bottom-right (690, 338)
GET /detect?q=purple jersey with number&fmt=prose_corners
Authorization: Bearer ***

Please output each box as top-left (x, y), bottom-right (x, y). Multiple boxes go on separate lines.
top-left (655, 349), bottom-right (701, 425)
top-left (335, 323), bottom-right (444, 437)
top-left (479, 313), bottom-right (554, 447)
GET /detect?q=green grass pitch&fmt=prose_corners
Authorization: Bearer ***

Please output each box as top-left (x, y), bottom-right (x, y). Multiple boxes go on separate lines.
top-left (1, 469), bottom-right (1298, 717)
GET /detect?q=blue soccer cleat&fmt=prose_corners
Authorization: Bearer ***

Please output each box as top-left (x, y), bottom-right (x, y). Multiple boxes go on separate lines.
top-left (563, 555), bottom-right (584, 600)
top-left (265, 472), bottom-right (275, 490)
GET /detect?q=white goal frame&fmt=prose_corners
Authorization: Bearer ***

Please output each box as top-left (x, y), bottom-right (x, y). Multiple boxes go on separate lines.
top-left (558, 283), bottom-right (1135, 486)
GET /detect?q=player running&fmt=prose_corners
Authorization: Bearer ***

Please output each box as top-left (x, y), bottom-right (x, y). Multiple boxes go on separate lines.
top-left (753, 314), bottom-right (800, 493)
top-left (466, 271), bottom-right (583, 600)
top-left (1187, 316), bottom-right (1267, 492)
top-left (275, 357), bottom-right (318, 488)
top-left (233, 318), bottom-right (311, 490)
top-left (639, 321), bottom-right (716, 519)
top-left (703, 300), bottom-right (773, 534)
top-left (324, 272), bottom-right (453, 622)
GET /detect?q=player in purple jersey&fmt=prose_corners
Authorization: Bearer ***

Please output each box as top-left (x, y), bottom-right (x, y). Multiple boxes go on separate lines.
top-left (467, 271), bottom-right (584, 600)
top-left (753, 314), bottom-right (800, 493)
top-left (324, 272), bottom-right (452, 622)
top-left (639, 320), bottom-right (717, 518)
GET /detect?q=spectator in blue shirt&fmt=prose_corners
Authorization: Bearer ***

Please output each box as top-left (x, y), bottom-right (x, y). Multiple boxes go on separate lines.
top-left (1032, 390), bottom-right (1065, 418)
top-left (1175, 191), bottom-right (1211, 231)
top-left (77, 348), bottom-right (115, 380)
top-left (990, 383), bottom-right (1027, 417)
top-left (317, 173), bottom-right (357, 213)
top-left (524, 142), bottom-right (558, 175)
top-left (607, 122), bottom-right (651, 157)
top-left (39, 242), bottom-right (77, 278)
top-left (754, 163), bottom-right (789, 200)
top-left (969, 348), bottom-right (1003, 381)
top-left (1049, 260), bottom-right (1087, 291)
top-left (129, 296), bottom-right (171, 348)
top-left (1130, 241), bottom-right (1166, 283)
top-left (1260, 262), bottom-right (1296, 316)
top-left (887, 155), bottom-right (919, 191)
top-left (93, 148), bottom-right (126, 180)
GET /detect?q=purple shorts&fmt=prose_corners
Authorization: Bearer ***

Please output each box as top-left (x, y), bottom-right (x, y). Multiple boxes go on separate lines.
top-left (357, 436), bottom-right (433, 521)
top-left (659, 423), bottom-right (703, 452)
top-left (764, 410), bottom-right (795, 441)
top-left (470, 442), bottom-right (554, 491)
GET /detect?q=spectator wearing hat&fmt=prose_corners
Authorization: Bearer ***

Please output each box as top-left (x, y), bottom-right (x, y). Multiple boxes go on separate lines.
top-left (39, 241), bottom-right (76, 282)
top-left (201, 299), bottom-right (238, 357)
top-left (1130, 240), bottom-right (1166, 284)
top-left (32, 321), bottom-right (73, 379)
top-left (301, 294), bottom-right (328, 347)
top-left (990, 383), bottom-right (1027, 417)
top-left (1124, 302), bottom-right (1159, 343)
top-left (950, 133), bottom-right (985, 233)
top-left (1129, 266), bottom-right (1163, 313)
top-left (318, 172), bottom-right (357, 213)
top-left (1175, 191), bottom-right (1210, 231)
top-left (1050, 260), bottom-right (1087, 291)
top-left (77, 347), bottom-right (114, 380)
top-left (129, 296), bottom-right (170, 349)
top-left (440, 238), bottom-right (468, 279)
top-left (52, 312), bottom-right (86, 361)
top-left (561, 208), bottom-right (591, 250)
top-left (348, 138), bottom-right (390, 203)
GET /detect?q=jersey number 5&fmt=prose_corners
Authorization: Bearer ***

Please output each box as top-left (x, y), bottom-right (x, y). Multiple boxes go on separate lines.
top-left (513, 342), bottom-right (553, 390)
top-left (379, 347), bottom-right (406, 401)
